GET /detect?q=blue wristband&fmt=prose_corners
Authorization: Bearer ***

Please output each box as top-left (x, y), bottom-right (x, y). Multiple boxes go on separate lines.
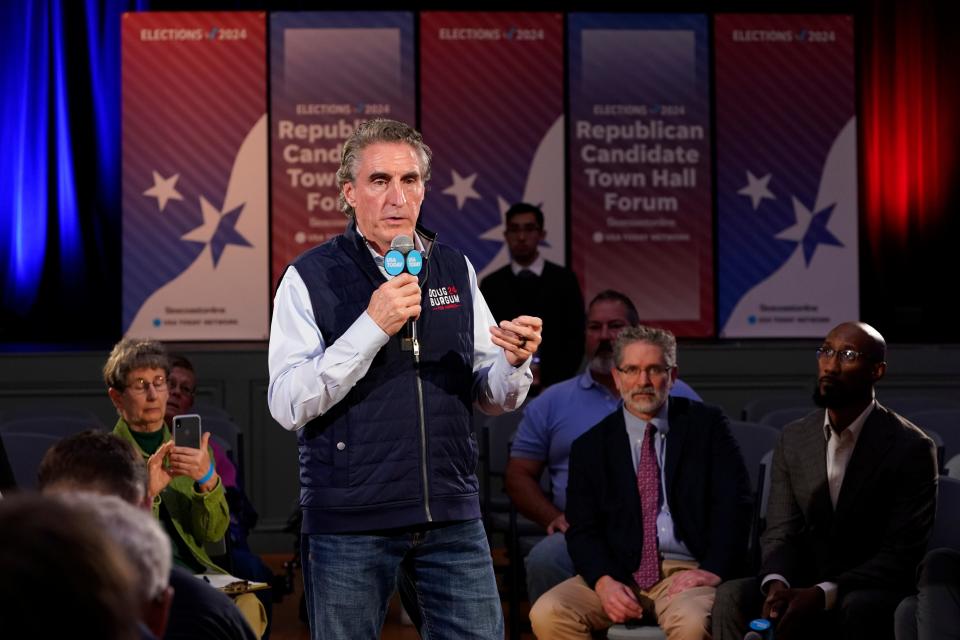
top-left (198, 463), bottom-right (215, 486)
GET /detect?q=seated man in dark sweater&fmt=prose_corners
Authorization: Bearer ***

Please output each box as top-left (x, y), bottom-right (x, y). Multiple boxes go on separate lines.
top-left (480, 202), bottom-right (585, 391)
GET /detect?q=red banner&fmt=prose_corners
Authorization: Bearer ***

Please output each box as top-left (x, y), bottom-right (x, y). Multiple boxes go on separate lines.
top-left (269, 12), bottom-right (416, 284)
top-left (419, 12), bottom-right (565, 279)
top-left (121, 12), bottom-right (268, 339)
top-left (568, 14), bottom-right (714, 336)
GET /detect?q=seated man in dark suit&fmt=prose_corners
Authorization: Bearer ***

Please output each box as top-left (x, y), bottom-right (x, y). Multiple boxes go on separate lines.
top-left (530, 326), bottom-right (752, 640)
top-left (507, 290), bottom-right (702, 604)
top-left (480, 202), bottom-right (584, 391)
top-left (712, 321), bottom-right (939, 640)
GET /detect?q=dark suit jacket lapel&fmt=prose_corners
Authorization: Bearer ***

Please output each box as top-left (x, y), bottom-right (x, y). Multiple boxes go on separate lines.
top-left (798, 411), bottom-right (833, 524)
top-left (604, 410), bottom-right (641, 516)
top-left (834, 405), bottom-right (894, 517)
top-left (664, 401), bottom-right (688, 494)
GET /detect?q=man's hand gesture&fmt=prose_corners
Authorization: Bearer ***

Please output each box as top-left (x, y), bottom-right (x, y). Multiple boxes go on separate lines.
top-left (368, 274), bottom-right (421, 336)
top-left (490, 315), bottom-right (543, 367)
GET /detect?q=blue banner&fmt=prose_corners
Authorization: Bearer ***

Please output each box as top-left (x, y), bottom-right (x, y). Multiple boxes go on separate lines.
top-left (568, 13), bottom-right (714, 336)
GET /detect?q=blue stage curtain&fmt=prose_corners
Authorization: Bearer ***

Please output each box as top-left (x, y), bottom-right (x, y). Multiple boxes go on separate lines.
top-left (0, 0), bottom-right (143, 342)
top-left (1, 1), bottom-right (51, 313)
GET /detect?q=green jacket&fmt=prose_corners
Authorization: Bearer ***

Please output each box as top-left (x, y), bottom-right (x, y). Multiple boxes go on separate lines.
top-left (113, 418), bottom-right (229, 573)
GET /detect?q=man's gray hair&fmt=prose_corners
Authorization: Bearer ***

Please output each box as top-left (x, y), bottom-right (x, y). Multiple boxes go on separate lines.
top-left (69, 492), bottom-right (172, 603)
top-left (337, 118), bottom-right (432, 217)
top-left (613, 325), bottom-right (678, 369)
top-left (103, 338), bottom-right (169, 390)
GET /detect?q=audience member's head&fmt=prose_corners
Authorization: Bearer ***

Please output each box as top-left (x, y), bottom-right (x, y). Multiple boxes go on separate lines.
top-left (814, 321), bottom-right (887, 411)
top-left (503, 202), bottom-right (546, 266)
top-left (104, 338), bottom-right (170, 433)
top-left (165, 354), bottom-right (197, 425)
top-left (585, 289), bottom-right (641, 375)
top-left (71, 492), bottom-right (174, 639)
top-left (612, 325), bottom-right (679, 420)
top-left (38, 429), bottom-right (149, 506)
top-left (0, 494), bottom-right (139, 639)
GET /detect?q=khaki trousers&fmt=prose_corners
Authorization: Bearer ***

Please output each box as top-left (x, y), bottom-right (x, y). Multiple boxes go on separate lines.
top-left (529, 559), bottom-right (714, 640)
top-left (234, 592), bottom-right (268, 639)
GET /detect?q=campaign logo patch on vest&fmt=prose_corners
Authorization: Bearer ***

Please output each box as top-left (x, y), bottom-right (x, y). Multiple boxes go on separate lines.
top-left (428, 285), bottom-right (461, 310)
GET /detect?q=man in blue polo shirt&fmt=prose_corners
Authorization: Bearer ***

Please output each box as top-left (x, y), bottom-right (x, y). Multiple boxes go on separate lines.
top-left (506, 290), bottom-right (701, 603)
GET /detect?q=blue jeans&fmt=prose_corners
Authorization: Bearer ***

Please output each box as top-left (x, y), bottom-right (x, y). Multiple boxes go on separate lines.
top-left (301, 519), bottom-right (503, 640)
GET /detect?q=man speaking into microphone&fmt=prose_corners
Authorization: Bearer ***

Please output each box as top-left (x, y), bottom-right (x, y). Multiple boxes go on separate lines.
top-left (268, 119), bottom-right (541, 640)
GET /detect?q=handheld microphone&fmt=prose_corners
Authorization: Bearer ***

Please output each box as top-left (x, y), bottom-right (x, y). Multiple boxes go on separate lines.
top-left (385, 235), bottom-right (423, 351)
top-left (384, 235), bottom-right (423, 276)
top-left (743, 618), bottom-right (774, 640)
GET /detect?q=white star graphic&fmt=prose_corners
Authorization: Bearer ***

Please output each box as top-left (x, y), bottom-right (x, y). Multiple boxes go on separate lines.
top-left (181, 196), bottom-right (223, 244)
top-left (478, 196), bottom-right (512, 242)
top-left (441, 170), bottom-right (481, 210)
top-left (474, 195), bottom-right (515, 277)
top-left (775, 196), bottom-right (814, 242)
top-left (737, 170), bottom-right (776, 210)
top-left (143, 171), bottom-right (184, 212)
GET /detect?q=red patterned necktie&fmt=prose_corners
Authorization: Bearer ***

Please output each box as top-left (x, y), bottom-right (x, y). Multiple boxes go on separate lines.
top-left (633, 422), bottom-right (661, 590)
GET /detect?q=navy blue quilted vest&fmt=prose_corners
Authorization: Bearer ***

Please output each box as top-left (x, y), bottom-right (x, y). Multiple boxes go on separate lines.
top-left (290, 220), bottom-right (480, 533)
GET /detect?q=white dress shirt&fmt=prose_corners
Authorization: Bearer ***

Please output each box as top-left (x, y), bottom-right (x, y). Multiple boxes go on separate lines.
top-left (510, 253), bottom-right (545, 277)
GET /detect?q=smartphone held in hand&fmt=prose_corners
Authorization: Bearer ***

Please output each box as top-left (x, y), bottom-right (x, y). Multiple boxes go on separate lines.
top-left (172, 414), bottom-right (202, 449)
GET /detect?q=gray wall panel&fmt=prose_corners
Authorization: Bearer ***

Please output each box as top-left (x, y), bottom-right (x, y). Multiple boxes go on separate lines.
top-left (2, 340), bottom-right (958, 552)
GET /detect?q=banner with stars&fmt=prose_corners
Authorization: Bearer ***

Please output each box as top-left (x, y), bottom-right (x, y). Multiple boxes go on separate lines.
top-left (568, 14), bottom-right (714, 337)
top-left (715, 14), bottom-right (858, 337)
top-left (270, 12), bottom-right (416, 284)
top-left (121, 12), bottom-right (268, 339)
top-left (419, 12), bottom-right (565, 280)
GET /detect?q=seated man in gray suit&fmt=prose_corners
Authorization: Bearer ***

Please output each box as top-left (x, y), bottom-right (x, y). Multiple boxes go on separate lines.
top-left (530, 326), bottom-right (752, 640)
top-left (712, 321), bottom-right (939, 640)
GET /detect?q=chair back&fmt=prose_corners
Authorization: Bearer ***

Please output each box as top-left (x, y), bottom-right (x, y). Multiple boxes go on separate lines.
top-left (880, 394), bottom-right (960, 417)
top-left (918, 428), bottom-right (946, 473)
top-left (607, 624), bottom-right (666, 639)
top-left (929, 476), bottom-right (960, 552)
top-left (478, 409), bottom-right (525, 515)
top-left (0, 406), bottom-right (102, 424)
top-left (945, 454), bottom-right (960, 479)
top-left (760, 407), bottom-right (816, 430)
top-left (741, 392), bottom-right (811, 422)
top-left (0, 416), bottom-right (104, 438)
top-left (0, 431), bottom-right (61, 491)
top-left (729, 421), bottom-right (779, 573)
top-left (192, 401), bottom-right (233, 421)
top-left (727, 420), bottom-right (781, 491)
top-left (907, 410), bottom-right (960, 462)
